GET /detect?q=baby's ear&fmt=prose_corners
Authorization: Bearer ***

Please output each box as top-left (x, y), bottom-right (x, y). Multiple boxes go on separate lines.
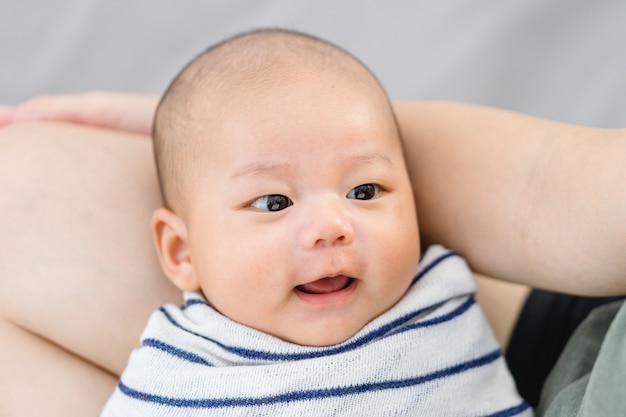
top-left (151, 208), bottom-right (200, 292)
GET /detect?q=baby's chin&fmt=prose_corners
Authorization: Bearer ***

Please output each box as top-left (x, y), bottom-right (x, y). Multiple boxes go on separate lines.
top-left (281, 326), bottom-right (363, 348)
top-left (273, 312), bottom-right (383, 347)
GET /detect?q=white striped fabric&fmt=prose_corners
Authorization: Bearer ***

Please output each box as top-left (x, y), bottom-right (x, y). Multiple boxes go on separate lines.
top-left (101, 245), bottom-right (532, 416)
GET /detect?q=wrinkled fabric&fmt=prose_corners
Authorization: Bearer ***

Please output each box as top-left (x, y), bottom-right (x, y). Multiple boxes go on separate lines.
top-left (538, 299), bottom-right (626, 417)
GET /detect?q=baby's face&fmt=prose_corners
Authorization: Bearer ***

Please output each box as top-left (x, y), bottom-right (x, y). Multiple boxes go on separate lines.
top-left (183, 69), bottom-right (420, 346)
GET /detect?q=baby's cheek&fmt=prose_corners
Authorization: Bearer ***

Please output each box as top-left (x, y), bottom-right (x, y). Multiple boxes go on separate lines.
top-left (384, 227), bottom-right (420, 286)
top-left (246, 257), bottom-right (276, 285)
top-left (238, 250), bottom-right (286, 293)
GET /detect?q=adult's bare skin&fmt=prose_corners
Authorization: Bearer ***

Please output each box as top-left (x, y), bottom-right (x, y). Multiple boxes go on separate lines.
top-left (0, 122), bottom-right (180, 415)
top-left (0, 91), bottom-right (158, 135)
top-left (396, 102), bottom-right (626, 296)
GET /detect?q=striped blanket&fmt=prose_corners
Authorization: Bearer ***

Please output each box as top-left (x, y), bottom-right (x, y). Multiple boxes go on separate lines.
top-left (101, 245), bottom-right (532, 416)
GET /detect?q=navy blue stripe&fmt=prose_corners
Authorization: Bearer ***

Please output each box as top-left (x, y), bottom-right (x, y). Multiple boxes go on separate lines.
top-left (118, 348), bottom-right (502, 409)
top-left (158, 294), bottom-right (473, 362)
top-left (142, 338), bottom-right (212, 366)
top-left (481, 401), bottom-right (531, 417)
top-left (181, 297), bottom-right (206, 310)
top-left (411, 250), bottom-right (459, 286)
top-left (389, 296), bottom-right (476, 337)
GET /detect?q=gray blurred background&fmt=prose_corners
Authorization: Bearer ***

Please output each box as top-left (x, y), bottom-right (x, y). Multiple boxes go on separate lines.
top-left (1, 0), bottom-right (625, 127)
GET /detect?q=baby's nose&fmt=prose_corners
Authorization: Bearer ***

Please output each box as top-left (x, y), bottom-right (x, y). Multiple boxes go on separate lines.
top-left (299, 198), bottom-right (354, 249)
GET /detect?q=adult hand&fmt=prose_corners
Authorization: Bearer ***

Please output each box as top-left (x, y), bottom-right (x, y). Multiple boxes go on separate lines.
top-left (0, 91), bottom-right (159, 135)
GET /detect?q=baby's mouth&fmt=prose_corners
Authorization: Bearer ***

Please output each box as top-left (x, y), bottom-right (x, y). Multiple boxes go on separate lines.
top-left (295, 275), bottom-right (355, 295)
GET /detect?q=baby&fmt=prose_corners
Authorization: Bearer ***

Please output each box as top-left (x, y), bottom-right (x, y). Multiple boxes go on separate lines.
top-left (101, 29), bottom-right (532, 416)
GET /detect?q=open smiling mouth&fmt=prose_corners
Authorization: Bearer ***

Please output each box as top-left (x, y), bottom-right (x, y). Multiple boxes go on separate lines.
top-left (295, 275), bottom-right (356, 296)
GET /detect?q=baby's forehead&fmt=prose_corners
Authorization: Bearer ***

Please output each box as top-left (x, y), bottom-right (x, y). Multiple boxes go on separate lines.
top-left (190, 55), bottom-right (388, 111)
top-left (184, 79), bottom-right (399, 166)
top-left (187, 71), bottom-right (395, 137)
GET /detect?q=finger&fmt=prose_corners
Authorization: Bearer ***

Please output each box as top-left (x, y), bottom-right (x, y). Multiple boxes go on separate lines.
top-left (6, 92), bottom-right (158, 135)
top-left (12, 95), bottom-right (85, 123)
top-left (0, 105), bottom-right (15, 127)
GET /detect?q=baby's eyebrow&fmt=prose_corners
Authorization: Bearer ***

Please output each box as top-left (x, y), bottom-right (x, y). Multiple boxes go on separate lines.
top-left (348, 150), bottom-right (393, 167)
top-left (230, 162), bottom-right (292, 180)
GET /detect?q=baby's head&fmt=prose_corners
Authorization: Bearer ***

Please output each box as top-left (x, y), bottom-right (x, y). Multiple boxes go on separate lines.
top-left (151, 29), bottom-right (420, 346)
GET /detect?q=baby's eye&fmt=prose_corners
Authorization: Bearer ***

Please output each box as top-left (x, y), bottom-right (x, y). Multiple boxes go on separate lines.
top-left (347, 184), bottom-right (380, 200)
top-left (250, 194), bottom-right (293, 212)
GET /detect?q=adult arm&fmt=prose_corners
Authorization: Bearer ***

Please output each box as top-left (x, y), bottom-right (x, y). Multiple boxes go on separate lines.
top-left (0, 121), bottom-right (182, 374)
top-left (395, 101), bottom-right (626, 296)
top-left (3, 94), bottom-right (624, 294)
